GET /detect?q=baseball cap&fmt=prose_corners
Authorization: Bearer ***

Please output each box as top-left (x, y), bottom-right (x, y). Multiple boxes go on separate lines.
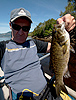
top-left (10, 8), bottom-right (32, 23)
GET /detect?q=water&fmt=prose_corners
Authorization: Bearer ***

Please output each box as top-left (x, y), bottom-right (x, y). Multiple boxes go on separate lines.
top-left (0, 37), bottom-right (11, 41)
top-left (0, 37), bottom-right (32, 42)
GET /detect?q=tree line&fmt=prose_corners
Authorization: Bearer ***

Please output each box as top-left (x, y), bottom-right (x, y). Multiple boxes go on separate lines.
top-left (31, 18), bottom-right (56, 37)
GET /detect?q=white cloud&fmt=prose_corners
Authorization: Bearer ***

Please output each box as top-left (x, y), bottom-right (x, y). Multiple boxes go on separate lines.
top-left (0, 26), bottom-right (10, 33)
top-left (35, 0), bottom-right (60, 13)
top-left (30, 25), bottom-right (36, 32)
top-left (0, 22), bottom-right (10, 33)
top-left (0, 23), bottom-right (9, 26)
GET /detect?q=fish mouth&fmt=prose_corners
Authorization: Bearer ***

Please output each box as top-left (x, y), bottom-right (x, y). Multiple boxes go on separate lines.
top-left (54, 22), bottom-right (65, 31)
top-left (53, 22), bottom-right (70, 46)
top-left (54, 22), bottom-right (66, 35)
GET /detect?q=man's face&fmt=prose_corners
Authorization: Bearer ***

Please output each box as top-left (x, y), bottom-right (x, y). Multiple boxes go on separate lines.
top-left (10, 18), bottom-right (31, 43)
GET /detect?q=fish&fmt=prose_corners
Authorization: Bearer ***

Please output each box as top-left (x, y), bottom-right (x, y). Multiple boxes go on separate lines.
top-left (50, 22), bottom-right (70, 97)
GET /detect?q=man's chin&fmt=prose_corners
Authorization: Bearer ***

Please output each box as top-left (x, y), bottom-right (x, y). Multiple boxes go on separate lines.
top-left (18, 40), bottom-right (26, 43)
top-left (15, 39), bottom-right (26, 43)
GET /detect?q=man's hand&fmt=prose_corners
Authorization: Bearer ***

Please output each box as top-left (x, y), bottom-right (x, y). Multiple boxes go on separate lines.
top-left (57, 14), bottom-right (76, 31)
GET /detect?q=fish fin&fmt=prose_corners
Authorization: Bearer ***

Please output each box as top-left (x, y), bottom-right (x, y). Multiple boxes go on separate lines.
top-left (63, 45), bottom-right (67, 54)
top-left (55, 82), bottom-right (68, 97)
top-left (64, 71), bottom-right (71, 78)
top-left (63, 65), bottom-right (71, 78)
top-left (70, 45), bottom-right (75, 53)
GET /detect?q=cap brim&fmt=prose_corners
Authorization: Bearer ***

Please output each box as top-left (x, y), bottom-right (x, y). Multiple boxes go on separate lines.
top-left (11, 15), bottom-right (32, 23)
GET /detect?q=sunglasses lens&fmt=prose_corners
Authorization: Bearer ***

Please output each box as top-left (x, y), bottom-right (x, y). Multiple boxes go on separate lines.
top-left (11, 23), bottom-right (30, 32)
top-left (12, 24), bottom-right (21, 31)
top-left (22, 26), bottom-right (30, 32)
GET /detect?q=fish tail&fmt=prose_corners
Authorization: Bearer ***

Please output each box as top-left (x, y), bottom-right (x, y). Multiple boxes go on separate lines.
top-left (55, 82), bottom-right (68, 97)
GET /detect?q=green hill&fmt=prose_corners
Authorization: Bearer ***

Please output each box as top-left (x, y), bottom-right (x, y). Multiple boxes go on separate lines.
top-left (31, 18), bottom-right (56, 38)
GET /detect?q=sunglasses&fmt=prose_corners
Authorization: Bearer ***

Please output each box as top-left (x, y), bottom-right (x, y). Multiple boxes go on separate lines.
top-left (11, 23), bottom-right (31, 32)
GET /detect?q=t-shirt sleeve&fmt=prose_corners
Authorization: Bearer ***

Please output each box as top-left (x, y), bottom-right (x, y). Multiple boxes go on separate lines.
top-left (33, 39), bottom-right (48, 53)
top-left (0, 41), bottom-right (8, 66)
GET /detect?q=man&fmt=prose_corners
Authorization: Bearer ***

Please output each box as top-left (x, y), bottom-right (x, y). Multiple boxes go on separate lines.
top-left (0, 8), bottom-right (75, 100)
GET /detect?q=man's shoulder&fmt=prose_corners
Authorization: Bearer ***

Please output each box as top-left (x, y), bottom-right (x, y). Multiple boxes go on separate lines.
top-left (0, 40), bottom-right (10, 48)
top-left (0, 40), bottom-right (10, 44)
top-left (0, 40), bottom-right (10, 66)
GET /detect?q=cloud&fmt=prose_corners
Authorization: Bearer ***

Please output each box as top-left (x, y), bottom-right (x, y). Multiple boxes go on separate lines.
top-left (0, 23), bottom-right (10, 33)
top-left (0, 23), bottom-right (9, 26)
top-left (34, 0), bottom-right (60, 14)
top-left (0, 26), bottom-right (10, 33)
top-left (30, 23), bottom-right (37, 32)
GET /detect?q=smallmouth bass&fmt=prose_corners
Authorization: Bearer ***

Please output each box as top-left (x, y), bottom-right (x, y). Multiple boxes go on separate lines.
top-left (50, 22), bottom-right (70, 96)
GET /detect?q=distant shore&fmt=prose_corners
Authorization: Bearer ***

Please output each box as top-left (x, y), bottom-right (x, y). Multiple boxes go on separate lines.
top-left (32, 36), bottom-right (52, 42)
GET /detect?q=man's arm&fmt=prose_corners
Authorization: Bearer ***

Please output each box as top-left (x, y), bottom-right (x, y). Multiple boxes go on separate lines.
top-left (33, 39), bottom-right (48, 53)
top-left (0, 40), bottom-right (9, 67)
top-left (0, 41), bottom-right (5, 66)
top-left (46, 42), bottom-right (51, 53)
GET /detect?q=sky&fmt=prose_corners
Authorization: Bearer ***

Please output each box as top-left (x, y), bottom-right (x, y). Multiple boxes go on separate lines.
top-left (0, 0), bottom-right (68, 33)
